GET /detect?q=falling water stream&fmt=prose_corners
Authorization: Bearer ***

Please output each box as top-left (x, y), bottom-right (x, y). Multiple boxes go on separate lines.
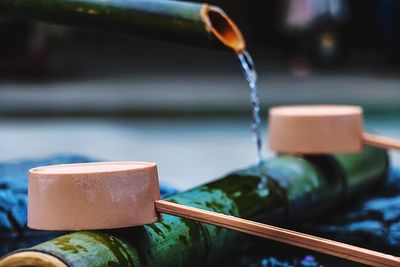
top-left (238, 50), bottom-right (268, 195)
top-left (238, 50), bottom-right (263, 164)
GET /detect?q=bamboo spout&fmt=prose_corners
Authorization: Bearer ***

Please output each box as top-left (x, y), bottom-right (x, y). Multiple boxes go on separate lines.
top-left (202, 5), bottom-right (245, 53)
top-left (0, 0), bottom-right (245, 52)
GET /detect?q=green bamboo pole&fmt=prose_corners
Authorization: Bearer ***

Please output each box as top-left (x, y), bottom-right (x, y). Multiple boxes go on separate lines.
top-left (0, 146), bottom-right (388, 267)
top-left (0, 0), bottom-right (245, 52)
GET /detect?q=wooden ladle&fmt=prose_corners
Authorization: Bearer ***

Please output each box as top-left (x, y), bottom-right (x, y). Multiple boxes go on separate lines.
top-left (269, 105), bottom-right (400, 154)
top-left (28, 162), bottom-right (400, 267)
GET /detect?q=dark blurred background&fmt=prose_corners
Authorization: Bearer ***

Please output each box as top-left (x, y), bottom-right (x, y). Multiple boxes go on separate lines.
top-left (0, 0), bottom-right (399, 189)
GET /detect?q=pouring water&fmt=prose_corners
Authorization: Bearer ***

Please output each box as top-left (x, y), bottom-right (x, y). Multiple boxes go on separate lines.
top-left (238, 50), bottom-right (268, 195)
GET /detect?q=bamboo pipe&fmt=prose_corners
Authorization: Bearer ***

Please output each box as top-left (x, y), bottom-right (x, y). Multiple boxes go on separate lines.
top-left (2, 200), bottom-right (400, 267)
top-left (0, 147), bottom-right (389, 267)
top-left (0, 0), bottom-right (245, 53)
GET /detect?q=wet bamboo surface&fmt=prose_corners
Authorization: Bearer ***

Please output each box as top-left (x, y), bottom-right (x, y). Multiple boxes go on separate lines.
top-left (0, 146), bottom-right (390, 266)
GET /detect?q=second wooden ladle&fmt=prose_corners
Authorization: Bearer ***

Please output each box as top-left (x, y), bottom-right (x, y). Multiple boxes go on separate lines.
top-left (28, 162), bottom-right (400, 267)
top-left (269, 105), bottom-right (400, 154)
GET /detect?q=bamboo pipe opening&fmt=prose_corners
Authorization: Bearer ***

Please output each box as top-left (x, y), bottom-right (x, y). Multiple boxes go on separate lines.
top-left (202, 5), bottom-right (245, 53)
top-left (0, 251), bottom-right (67, 267)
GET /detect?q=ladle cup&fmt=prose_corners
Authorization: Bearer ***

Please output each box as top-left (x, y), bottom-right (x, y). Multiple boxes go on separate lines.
top-left (28, 162), bottom-right (400, 267)
top-left (269, 105), bottom-right (400, 154)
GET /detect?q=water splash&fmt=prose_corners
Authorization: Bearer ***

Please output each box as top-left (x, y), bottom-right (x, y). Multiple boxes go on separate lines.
top-left (238, 50), bottom-right (263, 164)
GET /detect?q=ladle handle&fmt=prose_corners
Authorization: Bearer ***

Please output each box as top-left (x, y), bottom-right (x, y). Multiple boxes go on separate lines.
top-left (363, 133), bottom-right (400, 150)
top-left (155, 200), bottom-right (400, 267)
